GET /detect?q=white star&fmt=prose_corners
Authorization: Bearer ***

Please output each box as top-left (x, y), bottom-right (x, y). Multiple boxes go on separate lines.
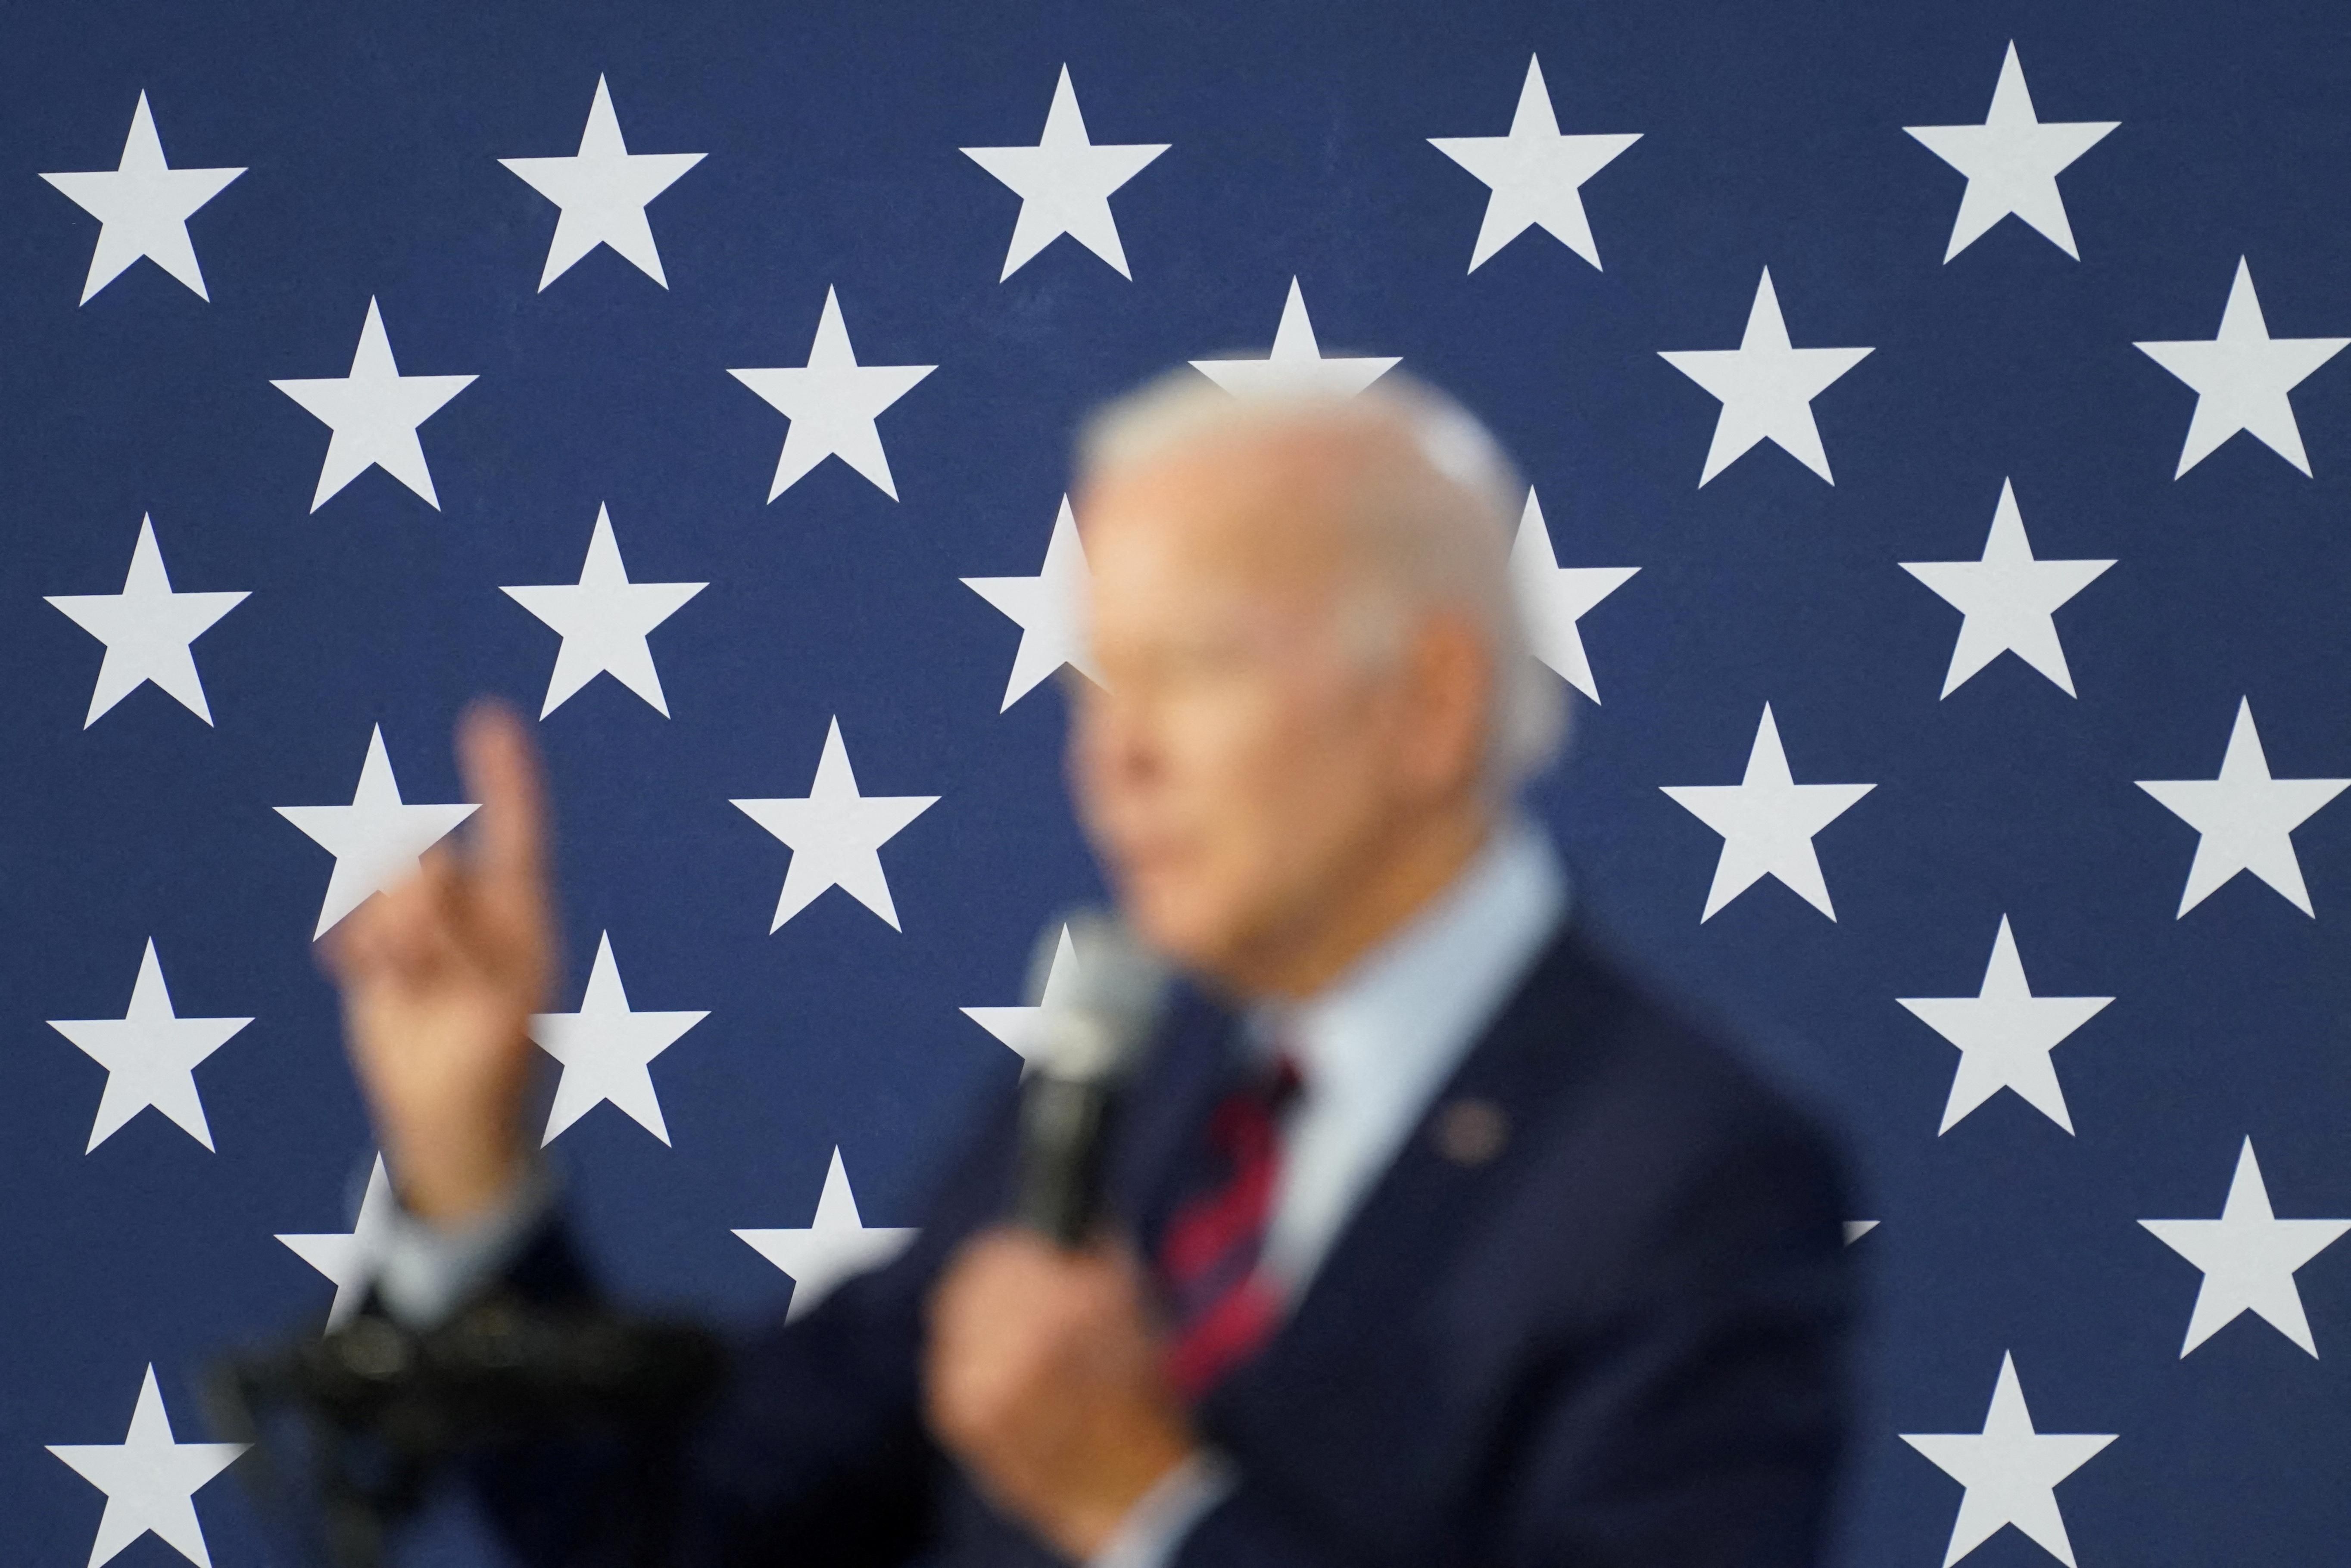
top-left (2142, 1138), bottom-right (2351, 1357)
top-left (1191, 277), bottom-right (1400, 398)
top-left (728, 287), bottom-right (936, 501)
top-left (276, 726), bottom-right (479, 939)
top-left (47, 1364), bottom-right (247, 1568)
top-left (731, 717), bottom-right (939, 932)
top-left (45, 514), bottom-right (249, 727)
top-left (502, 504), bottom-right (706, 718)
top-left (47, 940), bottom-right (251, 1154)
top-left (961, 922), bottom-right (1082, 1075)
top-left (1428, 54), bottom-right (1640, 271)
top-left (2137, 698), bottom-right (2348, 918)
top-left (2136, 258), bottom-right (2348, 478)
top-left (734, 1146), bottom-right (918, 1321)
top-left (1897, 916), bottom-right (2112, 1135)
top-left (1509, 488), bottom-right (1637, 703)
top-left (500, 75), bottom-right (705, 291)
top-left (271, 298), bottom-right (478, 512)
top-left (1904, 42), bottom-right (2117, 262)
top-left (962, 494), bottom-right (1104, 711)
top-left (1661, 704), bottom-right (1874, 921)
top-left (1900, 479), bottom-right (2113, 698)
top-left (530, 931), bottom-right (709, 1146)
top-left (40, 92), bottom-right (244, 305)
top-left (1659, 268), bottom-right (1874, 486)
top-left (962, 65), bottom-right (1168, 281)
top-left (275, 1154), bottom-right (400, 1330)
top-left (1901, 1352), bottom-right (2114, 1568)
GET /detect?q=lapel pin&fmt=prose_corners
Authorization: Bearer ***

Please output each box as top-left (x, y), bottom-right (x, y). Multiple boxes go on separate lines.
top-left (1433, 1097), bottom-right (1508, 1166)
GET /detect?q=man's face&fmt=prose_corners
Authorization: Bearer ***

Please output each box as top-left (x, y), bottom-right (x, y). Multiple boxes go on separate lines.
top-left (1067, 437), bottom-right (1422, 988)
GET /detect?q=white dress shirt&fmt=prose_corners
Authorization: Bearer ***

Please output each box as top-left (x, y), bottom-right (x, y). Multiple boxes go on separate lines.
top-left (373, 819), bottom-right (1568, 1568)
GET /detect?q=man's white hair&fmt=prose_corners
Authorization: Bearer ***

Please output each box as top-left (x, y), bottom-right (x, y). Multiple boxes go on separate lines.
top-left (1075, 369), bottom-right (1567, 793)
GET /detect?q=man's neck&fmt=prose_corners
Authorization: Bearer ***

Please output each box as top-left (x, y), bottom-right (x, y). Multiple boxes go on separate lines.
top-left (1229, 801), bottom-right (1495, 1002)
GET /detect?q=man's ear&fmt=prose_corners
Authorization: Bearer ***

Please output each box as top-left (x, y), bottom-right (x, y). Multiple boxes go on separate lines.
top-left (1397, 610), bottom-right (1495, 802)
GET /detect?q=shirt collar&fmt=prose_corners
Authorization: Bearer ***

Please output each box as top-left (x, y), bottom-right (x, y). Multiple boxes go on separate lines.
top-left (1249, 817), bottom-right (1568, 1114)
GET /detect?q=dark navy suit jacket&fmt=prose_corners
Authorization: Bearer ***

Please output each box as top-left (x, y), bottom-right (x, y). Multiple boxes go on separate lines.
top-left (474, 921), bottom-right (1856, 1568)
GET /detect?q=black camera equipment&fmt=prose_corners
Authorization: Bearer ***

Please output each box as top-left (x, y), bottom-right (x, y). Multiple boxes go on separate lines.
top-left (208, 1294), bottom-right (724, 1568)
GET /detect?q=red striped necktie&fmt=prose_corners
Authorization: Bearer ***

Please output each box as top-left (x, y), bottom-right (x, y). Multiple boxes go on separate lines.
top-left (1156, 1050), bottom-right (1305, 1403)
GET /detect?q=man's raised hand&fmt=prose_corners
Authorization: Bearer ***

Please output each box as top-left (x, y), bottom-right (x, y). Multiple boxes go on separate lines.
top-left (321, 701), bottom-right (556, 1223)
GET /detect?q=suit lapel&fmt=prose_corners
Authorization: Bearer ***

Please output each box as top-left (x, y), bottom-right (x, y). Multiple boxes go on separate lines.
top-left (1102, 924), bottom-right (1623, 1453)
top-left (1198, 923), bottom-right (1613, 1427)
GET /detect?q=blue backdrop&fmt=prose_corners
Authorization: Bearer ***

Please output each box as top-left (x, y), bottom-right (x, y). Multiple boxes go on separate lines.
top-left (6, 3), bottom-right (2349, 1565)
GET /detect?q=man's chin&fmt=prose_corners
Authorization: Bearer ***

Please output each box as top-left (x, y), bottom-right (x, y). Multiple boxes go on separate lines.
top-left (1115, 883), bottom-right (1238, 980)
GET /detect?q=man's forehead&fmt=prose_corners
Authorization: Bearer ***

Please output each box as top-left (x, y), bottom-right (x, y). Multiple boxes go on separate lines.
top-left (1078, 426), bottom-right (1358, 582)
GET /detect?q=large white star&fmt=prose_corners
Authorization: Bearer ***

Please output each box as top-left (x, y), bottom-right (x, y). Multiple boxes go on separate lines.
top-left (1509, 488), bottom-right (1637, 703)
top-left (40, 92), bottom-right (244, 305)
top-left (729, 287), bottom-right (936, 501)
top-left (1900, 478), bottom-right (2113, 698)
top-left (276, 726), bottom-right (479, 939)
top-left (961, 922), bottom-right (1082, 1075)
top-left (2136, 258), bottom-right (2348, 478)
top-left (1191, 277), bottom-right (1400, 398)
top-left (530, 931), bottom-right (709, 1146)
top-left (46, 514), bottom-right (249, 728)
top-left (1661, 704), bottom-right (1874, 921)
top-left (962, 65), bottom-right (1167, 281)
top-left (1897, 916), bottom-right (2112, 1135)
top-left (47, 939), bottom-right (251, 1154)
top-left (500, 75), bottom-right (705, 291)
top-left (1659, 268), bottom-right (1873, 486)
top-left (275, 1154), bottom-right (400, 1330)
top-left (1904, 42), bottom-right (2117, 262)
top-left (2137, 698), bottom-right (2348, 918)
top-left (502, 504), bottom-right (705, 718)
top-left (962, 494), bottom-right (1103, 711)
top-left (1428, 54), bottom-right (1640, 271)
top-left (47, 1364), bottom-right (247, 1568)
top-left (734, 1147), bottom-right (918, 1321)
top-left (1901, 1352), bottom-right (2114, 1568)
top-left (2142, 1138), bottom-right (2351, 1358)
top-left (731, 717), bottom-right (939, 932)
top-left (271, 298), bottom-right (478, 512)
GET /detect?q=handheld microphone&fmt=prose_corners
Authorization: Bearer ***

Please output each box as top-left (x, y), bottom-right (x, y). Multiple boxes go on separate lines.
top-left (1011, 910), bottom-right (1170, 1246)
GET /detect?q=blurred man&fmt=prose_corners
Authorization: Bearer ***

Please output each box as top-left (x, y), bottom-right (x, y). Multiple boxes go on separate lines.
top-left (326, 372), bottom-right (1854, 1567)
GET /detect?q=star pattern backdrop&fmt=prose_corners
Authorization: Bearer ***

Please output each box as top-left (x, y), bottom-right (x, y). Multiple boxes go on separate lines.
top-left (3, 3), bottom-right (2349, 1566)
